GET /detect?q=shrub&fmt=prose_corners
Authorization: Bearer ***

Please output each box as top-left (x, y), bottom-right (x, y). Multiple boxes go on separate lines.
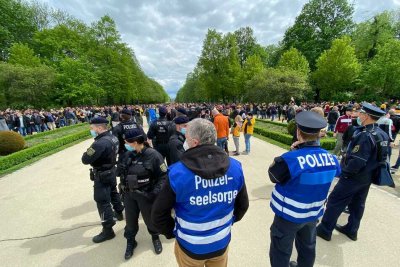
top-left (254, 126), bottom-right (336, 151)
top-left (287, 120), bottom-right (297, 136)
top-left (0, 131), bottom-right (26, 155)
top-left (0, 129), bottom-right (90, 171)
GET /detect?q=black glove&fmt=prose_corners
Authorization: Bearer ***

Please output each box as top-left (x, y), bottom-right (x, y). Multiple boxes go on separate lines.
top-left (165, 232), bottom-right (175, 239)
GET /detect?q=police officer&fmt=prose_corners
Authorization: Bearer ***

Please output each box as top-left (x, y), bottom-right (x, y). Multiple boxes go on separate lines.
top-left (112, 108), bottom-right (144, 158)
top-left (268, 111), bottom-right (341, 267)
top-left (147, 106), bottom-right (172, 163)
top-left (81, 117), bottom-right (124, 243)
top-left (120, 128), bottom-right (167, 260)
top-left (168, 116), bottom-right (189, 165)
top-left (317, 103), bottom-right (388, 242)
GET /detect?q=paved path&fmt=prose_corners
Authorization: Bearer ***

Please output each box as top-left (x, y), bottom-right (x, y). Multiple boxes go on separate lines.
top-left (0, 122), bottom-right (399, 267)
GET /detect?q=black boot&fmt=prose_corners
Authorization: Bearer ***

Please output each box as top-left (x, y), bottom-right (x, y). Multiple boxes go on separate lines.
top-left (92, 227), bottom-right (115, 243)
top-left (124, 239), bottom-right (138, 260)
top-left (152, 236), bottom-right (163, 254)
top-left (114, 211), bottom-right (124, 221)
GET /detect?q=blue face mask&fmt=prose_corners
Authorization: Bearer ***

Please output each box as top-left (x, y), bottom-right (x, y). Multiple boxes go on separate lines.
top-left (124, 143), bottom-right (134, 152)
top-left (90, 130), bottom-right (98, 138)
top-left (357, 117), bottom-right (362, 126)
top-left (180, 128), bottom-right (186, 135)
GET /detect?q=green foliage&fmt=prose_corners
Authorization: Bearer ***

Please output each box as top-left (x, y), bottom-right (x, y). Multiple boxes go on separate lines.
top-left (0, 62), bottom-right (56, 108)
top-left (0, 131), bottom-right (25, 155)
top-left (0, 2), bottom-right (168, 108)
top-left (0, 128), bottom-right (90, 172)
top-left (282, 0), bottom-right (354, 70)
top-left (277, 48), bottom-right (310, 77)
top-left (360, 39), bottom-right (400, 100)
top-left (244, 68), bottom-right (311, 103)
top-left (287, 120), bottom-right (297, 136)
top-left (8, 43), bottom-right (41, 67)
top-left (254, 126), bottom-right (336, 150)
top-left (352, 11), bottom-right (400, 62)
top-left (313, 36), bottom-right (361, 100)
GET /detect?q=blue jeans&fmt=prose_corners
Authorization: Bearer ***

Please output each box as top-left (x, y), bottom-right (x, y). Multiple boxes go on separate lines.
top-left (244, 134), bottom-right (252, 152)
top-left (19, 127), bottom-right (27, 136)
top-left (328, 124), bottom-right (335, 132)
top-left (216, 137), bottom-right (227, 150)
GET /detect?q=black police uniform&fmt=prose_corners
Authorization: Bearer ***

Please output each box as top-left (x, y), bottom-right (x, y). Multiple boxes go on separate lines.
top-left (112, 113), bottom-right (143, 157)
top-left (147, 115), bottom-right (172, 163)
top-left (120, 130), bottom-right (168, 259)
top-left (81, 120), bottom-right (124, 243)
top-left (168, 131), bottom-right (185, 165)
top-left (317, 103), bottom-right (389, 241)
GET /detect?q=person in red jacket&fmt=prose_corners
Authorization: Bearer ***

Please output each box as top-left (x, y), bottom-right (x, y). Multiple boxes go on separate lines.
top-left (333, 106), bottom-right (353, 156)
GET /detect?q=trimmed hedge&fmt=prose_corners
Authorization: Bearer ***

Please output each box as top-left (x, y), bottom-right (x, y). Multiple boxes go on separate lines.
top-left (256, 118), bottom-right (334, 137)
top-left (24, 123), bottom-right (88, 140)
top-left (0, 129), bottom-right (90, 172)
top-left (254, 126), bottom-right (336, 151)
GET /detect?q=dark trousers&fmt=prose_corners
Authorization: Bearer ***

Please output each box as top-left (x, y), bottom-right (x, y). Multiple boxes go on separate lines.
top-left (270, 215), bottom-right (316, 267)
top-left (123, 191), bottom-right (158, 240)
top-left (319, 177), bottom-right (371, 236)
top-left (154, 143), bottom-right (169, 164)
top-left (93, 177), bottom-right (124, 228)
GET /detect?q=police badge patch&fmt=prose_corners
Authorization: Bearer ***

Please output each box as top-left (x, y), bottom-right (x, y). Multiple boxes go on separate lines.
top-left (160, 163), bottom-right (167, 172)
top-left (86, 147), bottom-right (96, 156)
top-left (352, 145), bottom-right (360, 153)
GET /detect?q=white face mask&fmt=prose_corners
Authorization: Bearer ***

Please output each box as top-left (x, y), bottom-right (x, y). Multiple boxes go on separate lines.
top-left (183, 140), bottom-right (190, 151)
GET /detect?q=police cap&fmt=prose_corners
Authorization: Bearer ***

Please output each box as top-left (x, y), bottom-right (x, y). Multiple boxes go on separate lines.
top-left (361, 102), bottom-right (386, 118)
top-left (177, 107), bottom-right (187, 115)
top-left (121, 108), bottom-right (132, 116)
top-left (295, 111), bottom-right (327, 134)
top-left (159, 106), bottom-right (167, 116)
top-left (90, 117), bottom-right (108, 124)
top-left (123, 128), bottom-right (143, 142)
top-left (174, 116), bottom-right (189, 125)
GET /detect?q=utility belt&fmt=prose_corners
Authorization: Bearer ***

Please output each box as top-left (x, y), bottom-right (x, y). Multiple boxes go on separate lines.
top-left (90, 166), bottom-right (116, 183)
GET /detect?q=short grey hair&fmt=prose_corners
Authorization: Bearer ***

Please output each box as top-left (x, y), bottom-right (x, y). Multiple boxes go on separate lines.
top-left (187, 118), bottom-right (217, 145)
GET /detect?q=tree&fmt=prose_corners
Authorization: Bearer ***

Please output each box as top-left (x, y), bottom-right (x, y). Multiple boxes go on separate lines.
top-left (244, 68), bottom-right (310, 103)
top-left (234, 27), bottom-right (257, 67)
top-left (360, 39), bottom-right (400, 100)
top-left (0, 0), bottom-right (38, 60)
top-left (8, 43), bottom-right (41, 67)
top-left (282, 0), bottom-right (354, 70)
top-left (277, 47), bottom-right (310, 76)
top-left (313, 36), bottom-right (361, 100)
top-left (352, 11), bottom-right (400, 62)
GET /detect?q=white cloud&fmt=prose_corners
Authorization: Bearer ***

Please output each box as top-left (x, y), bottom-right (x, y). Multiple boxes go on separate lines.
top-left (34, 0), bottom-right (400, 98)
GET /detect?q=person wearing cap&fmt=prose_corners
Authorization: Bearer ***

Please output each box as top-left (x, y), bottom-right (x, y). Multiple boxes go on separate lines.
top-left (168, 116), bottom-right (189, 165)
top-left (112, 108), bottom-right (143, 158)
top-left (317, 103), bottom-right (389, 242)
top-left (81, 117), bottom-right (124, 243)
top-left (268, 111), bottom-right (341, 267)
top-left (332, 106), bottom-right (353, 157)
top-left (151, 118), bottom-right (249, 267)
top-left (119, 128), bottom-right (168, 260)
top-left (147, 106), bottom-right (173, 164)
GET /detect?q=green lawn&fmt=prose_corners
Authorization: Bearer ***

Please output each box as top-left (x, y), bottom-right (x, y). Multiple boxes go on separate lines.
top-left (25, 123), bottom-right (89, 147)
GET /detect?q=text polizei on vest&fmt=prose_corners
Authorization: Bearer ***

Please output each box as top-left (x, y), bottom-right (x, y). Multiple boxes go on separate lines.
top-left (297, 152), bottom-right (337, 169)
top-left (189, 175), bottom-right (238, 206)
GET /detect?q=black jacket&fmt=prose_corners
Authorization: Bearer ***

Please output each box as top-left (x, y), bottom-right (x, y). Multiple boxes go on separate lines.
top-left (168, 131), bottom-right (185, 165)
top-left (151, 144), bottom-right (249, 260)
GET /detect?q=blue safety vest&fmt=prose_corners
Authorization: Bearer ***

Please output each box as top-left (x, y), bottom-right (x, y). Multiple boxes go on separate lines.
top-left (169, 158), bottom-right (244, 255)
top-left (271, 146), bottom-right (341, 223)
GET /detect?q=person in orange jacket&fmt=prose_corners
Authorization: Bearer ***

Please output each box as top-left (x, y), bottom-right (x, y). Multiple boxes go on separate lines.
top-left (212, 108), bottom-right (230, 150)
top-left (231, 115), bottom-right (243, 156)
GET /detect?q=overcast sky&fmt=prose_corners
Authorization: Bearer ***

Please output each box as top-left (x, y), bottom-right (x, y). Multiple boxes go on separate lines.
top-left (37, 0), bottom-right (400, 98)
